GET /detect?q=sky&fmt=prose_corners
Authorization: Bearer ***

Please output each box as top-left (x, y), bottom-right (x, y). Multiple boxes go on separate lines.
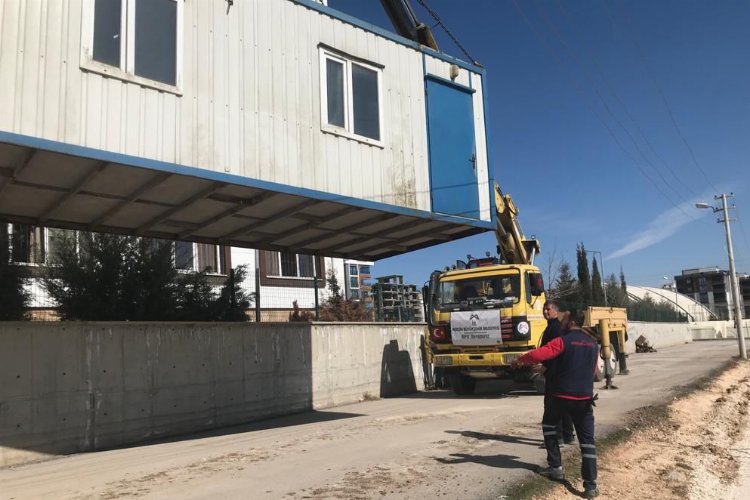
top-left (327, 0), bottom-right (750, 289)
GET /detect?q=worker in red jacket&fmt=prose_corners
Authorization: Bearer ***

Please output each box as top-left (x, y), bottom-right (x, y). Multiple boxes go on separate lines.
top-left (512, 309), bottom-right (599, 499)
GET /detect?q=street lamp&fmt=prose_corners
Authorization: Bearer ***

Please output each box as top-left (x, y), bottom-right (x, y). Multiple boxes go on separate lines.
top-left (696, 194), bottom-right (747, 359)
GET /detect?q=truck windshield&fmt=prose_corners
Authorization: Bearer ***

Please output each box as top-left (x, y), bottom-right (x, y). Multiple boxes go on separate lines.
top-left (438, 273), bottom-right (521, 310)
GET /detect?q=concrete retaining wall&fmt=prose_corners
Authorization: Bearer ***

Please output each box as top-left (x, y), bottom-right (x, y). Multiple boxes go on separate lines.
top-left (0, 322), bottom-right (426, 467)
top-left (626, 322), bottom-right (694, 351)
top-left (625, 320), bottom-right (750, 352)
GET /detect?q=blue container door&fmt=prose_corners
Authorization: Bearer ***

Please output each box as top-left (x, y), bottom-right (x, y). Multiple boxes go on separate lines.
top-left (426, 78), bottom-right (479, 219)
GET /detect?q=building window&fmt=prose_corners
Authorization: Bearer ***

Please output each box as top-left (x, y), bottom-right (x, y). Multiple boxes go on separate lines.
top-left (9, 224), bottom-right (45, 264)
top-left (83, 0), bottom-right (182, 89)
top-left (174, 241), bottom-right (193, 270)
top-left (279, 252), bottom-right (316, 279)
top-left (259, 251), bottom-right (324, 287)
top-left (320, 49), bottom-right (382, 144)
top-left (174, 241), bottom-right (226, 274)
top-left (359, 265), bottom-right (371, 275)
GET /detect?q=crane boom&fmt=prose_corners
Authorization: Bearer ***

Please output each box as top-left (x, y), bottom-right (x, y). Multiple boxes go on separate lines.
top-left (494, 183), bottom-right (540, 265)
top-left (379, 0), bottom-right (439, 50)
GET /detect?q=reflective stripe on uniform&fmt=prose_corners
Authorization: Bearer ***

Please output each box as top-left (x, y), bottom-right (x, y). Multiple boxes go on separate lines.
top-left (543, 431), bottom-right (558, 436)
top-left (582, 454), bottom-right (597, 459)
top-left (580, 444), bottom-right (595, 449)
top-left (542, 424), bottom-right (557, 429)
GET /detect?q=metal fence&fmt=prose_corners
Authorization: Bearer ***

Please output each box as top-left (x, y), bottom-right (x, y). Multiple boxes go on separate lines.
top-left (18, 263), bottom-right (335, 322)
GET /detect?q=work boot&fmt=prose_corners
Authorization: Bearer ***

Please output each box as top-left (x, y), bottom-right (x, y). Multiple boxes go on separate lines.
top-left (538, 466), bottom-right (564, 481)
top-left (583, 486), bottom-right (600, 498)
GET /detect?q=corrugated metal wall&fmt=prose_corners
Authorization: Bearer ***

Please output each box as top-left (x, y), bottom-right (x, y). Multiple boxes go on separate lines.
top-left (0, 0), bottom-right (488, 218)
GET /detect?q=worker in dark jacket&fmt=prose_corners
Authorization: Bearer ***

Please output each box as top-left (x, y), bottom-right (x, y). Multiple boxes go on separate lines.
top-left (539, 301), bottom-right (575, 445)
top-left (512, 309), bottom-right (599, 499)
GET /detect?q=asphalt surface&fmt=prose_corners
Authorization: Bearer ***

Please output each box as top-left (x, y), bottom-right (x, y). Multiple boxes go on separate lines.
top-left (0, 340), bottom-right (738, 500)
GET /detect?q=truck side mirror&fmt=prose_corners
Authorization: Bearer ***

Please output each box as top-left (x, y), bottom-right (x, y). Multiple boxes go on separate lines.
top-left (530, 273), bottom-right (545, 296)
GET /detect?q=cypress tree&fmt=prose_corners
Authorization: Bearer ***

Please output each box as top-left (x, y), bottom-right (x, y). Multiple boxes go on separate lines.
top-left (576, 243), bottom-right (592, 308)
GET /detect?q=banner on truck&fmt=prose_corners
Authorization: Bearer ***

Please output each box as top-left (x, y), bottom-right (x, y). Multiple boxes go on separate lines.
top-left (451, 310), bottom-right (502, 346)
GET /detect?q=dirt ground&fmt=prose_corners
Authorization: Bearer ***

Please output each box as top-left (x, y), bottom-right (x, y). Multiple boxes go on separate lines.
top-left (530, 359), bottom-right (750, 500)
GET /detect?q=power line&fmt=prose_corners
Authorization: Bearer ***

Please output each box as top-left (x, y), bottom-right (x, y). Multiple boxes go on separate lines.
top-left (553, 0), bottom-right (700, 201)
top-left (414, 0), bottom-right (480, 65)
top-left (532, 0), bottom-right (690, 207)
top-left (510, 0), bottom-right (695, 220)
top-left (606, 0), bottom-right (720, 194)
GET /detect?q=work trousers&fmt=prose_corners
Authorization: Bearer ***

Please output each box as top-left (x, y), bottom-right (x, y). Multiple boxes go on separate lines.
top-left (544, 394), bottom-right (575, 441)
top-left (541, 397), bottom-right (597, 490)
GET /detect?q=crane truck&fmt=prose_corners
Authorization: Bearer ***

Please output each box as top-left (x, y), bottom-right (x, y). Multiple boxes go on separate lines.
top-left (422, 184), bottom-right (629, 395)
top-left (375, 0), bottom-right (630, 394)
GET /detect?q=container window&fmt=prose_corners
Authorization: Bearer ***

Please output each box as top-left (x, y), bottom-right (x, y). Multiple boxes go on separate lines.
top-left (326, 59), bottom-right (346, 128)
top-left (93, 0), bottom-right (122, 67)
top-left (134, 0), bottom-right (177, 85)
top-left (352, 64), bottom-right (380, 140)
top-left (85, 0), bottom-right (182, 89)
top-left (320, 49), bottom-right (382, 144)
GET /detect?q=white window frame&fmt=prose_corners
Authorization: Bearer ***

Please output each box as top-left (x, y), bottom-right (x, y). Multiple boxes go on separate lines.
top-left (319, 48), bottom-right (384, 147)
top-left (274, 252), bottom-right (317, 280)
top-left (80, 0), bottom-right (183, 94)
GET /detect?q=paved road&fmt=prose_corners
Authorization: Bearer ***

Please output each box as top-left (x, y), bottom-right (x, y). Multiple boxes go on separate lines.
top-left (0, 340), bottom-right (737, 500)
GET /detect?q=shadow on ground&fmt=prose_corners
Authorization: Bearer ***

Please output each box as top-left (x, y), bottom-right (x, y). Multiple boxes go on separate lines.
top-left (444, 429), bottom-right (543, 446)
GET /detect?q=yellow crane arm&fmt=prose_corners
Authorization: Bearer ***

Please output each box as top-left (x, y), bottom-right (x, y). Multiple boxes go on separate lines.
top-left (494, 183), bottom-right (540, 265)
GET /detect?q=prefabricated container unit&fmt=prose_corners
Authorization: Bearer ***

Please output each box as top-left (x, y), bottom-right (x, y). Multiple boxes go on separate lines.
top-left (0, 0), bottom-right (493, 261)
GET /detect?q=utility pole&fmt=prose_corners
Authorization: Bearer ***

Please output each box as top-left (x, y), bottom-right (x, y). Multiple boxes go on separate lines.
top-left (696, 194), bottom-right (747, 359)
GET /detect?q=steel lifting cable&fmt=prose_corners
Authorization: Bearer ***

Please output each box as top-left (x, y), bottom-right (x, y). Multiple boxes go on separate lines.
top-left (414, 0), bottom-right (480, 65)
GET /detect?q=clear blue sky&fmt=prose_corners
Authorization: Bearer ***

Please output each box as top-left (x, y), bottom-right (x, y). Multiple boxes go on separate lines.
top-left (329, 0), bottom-right (750, 288)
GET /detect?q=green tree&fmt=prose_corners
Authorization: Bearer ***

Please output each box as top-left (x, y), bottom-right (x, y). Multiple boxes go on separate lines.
top-left (605, 273), bottom-right (629, 308)
top-left (175, 269), bottom-right (216, 321)
top-left (551, 260), bottom-right (579, 312)
top-left (591, 257), bottom-right (605, 306)
top-left (45, 232), bottom-right (180, 320)
top-left (0, 225), bottom-right (29, 320)
top-left (619, 266), bottom-right (628, 298)
top-left (319, 269), bottom-right (372, 321)
top-left (44, 232), bottom-right (135, 320)
top-left (628, 293), bottom-right (687, 322)
top-left (46, 230), bottom-right (252, 322)
top-left (576, 243), bottom-right (592, 308)
top-left (127, 239), bottom-right (179, 320)
top-left (214, 265), bottom-right (252, 321)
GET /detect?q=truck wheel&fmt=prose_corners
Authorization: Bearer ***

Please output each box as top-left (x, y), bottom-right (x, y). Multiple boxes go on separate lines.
top-left (449, 373), bottom-right (477, 395)
top-left (595, 351), bottom-right (618, 382)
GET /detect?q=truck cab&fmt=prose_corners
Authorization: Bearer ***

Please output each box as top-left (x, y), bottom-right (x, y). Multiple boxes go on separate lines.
top-left (424, 259), bottom-right (546, 394)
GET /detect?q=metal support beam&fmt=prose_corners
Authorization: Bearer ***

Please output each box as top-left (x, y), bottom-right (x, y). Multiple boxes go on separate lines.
top-left (219, 199), bottom-right (320, 241)
top-left (39, 161), bottom-right (109, 223)
top-left (291, 212), bottom-right (401, 250)
top-left (178, 192), bottom-right (276, 239)
top-left (295, 206), bottom-right (363, 226)
top-left (0, 149), bottom-right (36, 198)
top-left (344, 222), bottom-right (455, 256)
top-left (89, 172), bottom-right (171, 228)
top-left (137, 182), bottom-right (224, 233)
